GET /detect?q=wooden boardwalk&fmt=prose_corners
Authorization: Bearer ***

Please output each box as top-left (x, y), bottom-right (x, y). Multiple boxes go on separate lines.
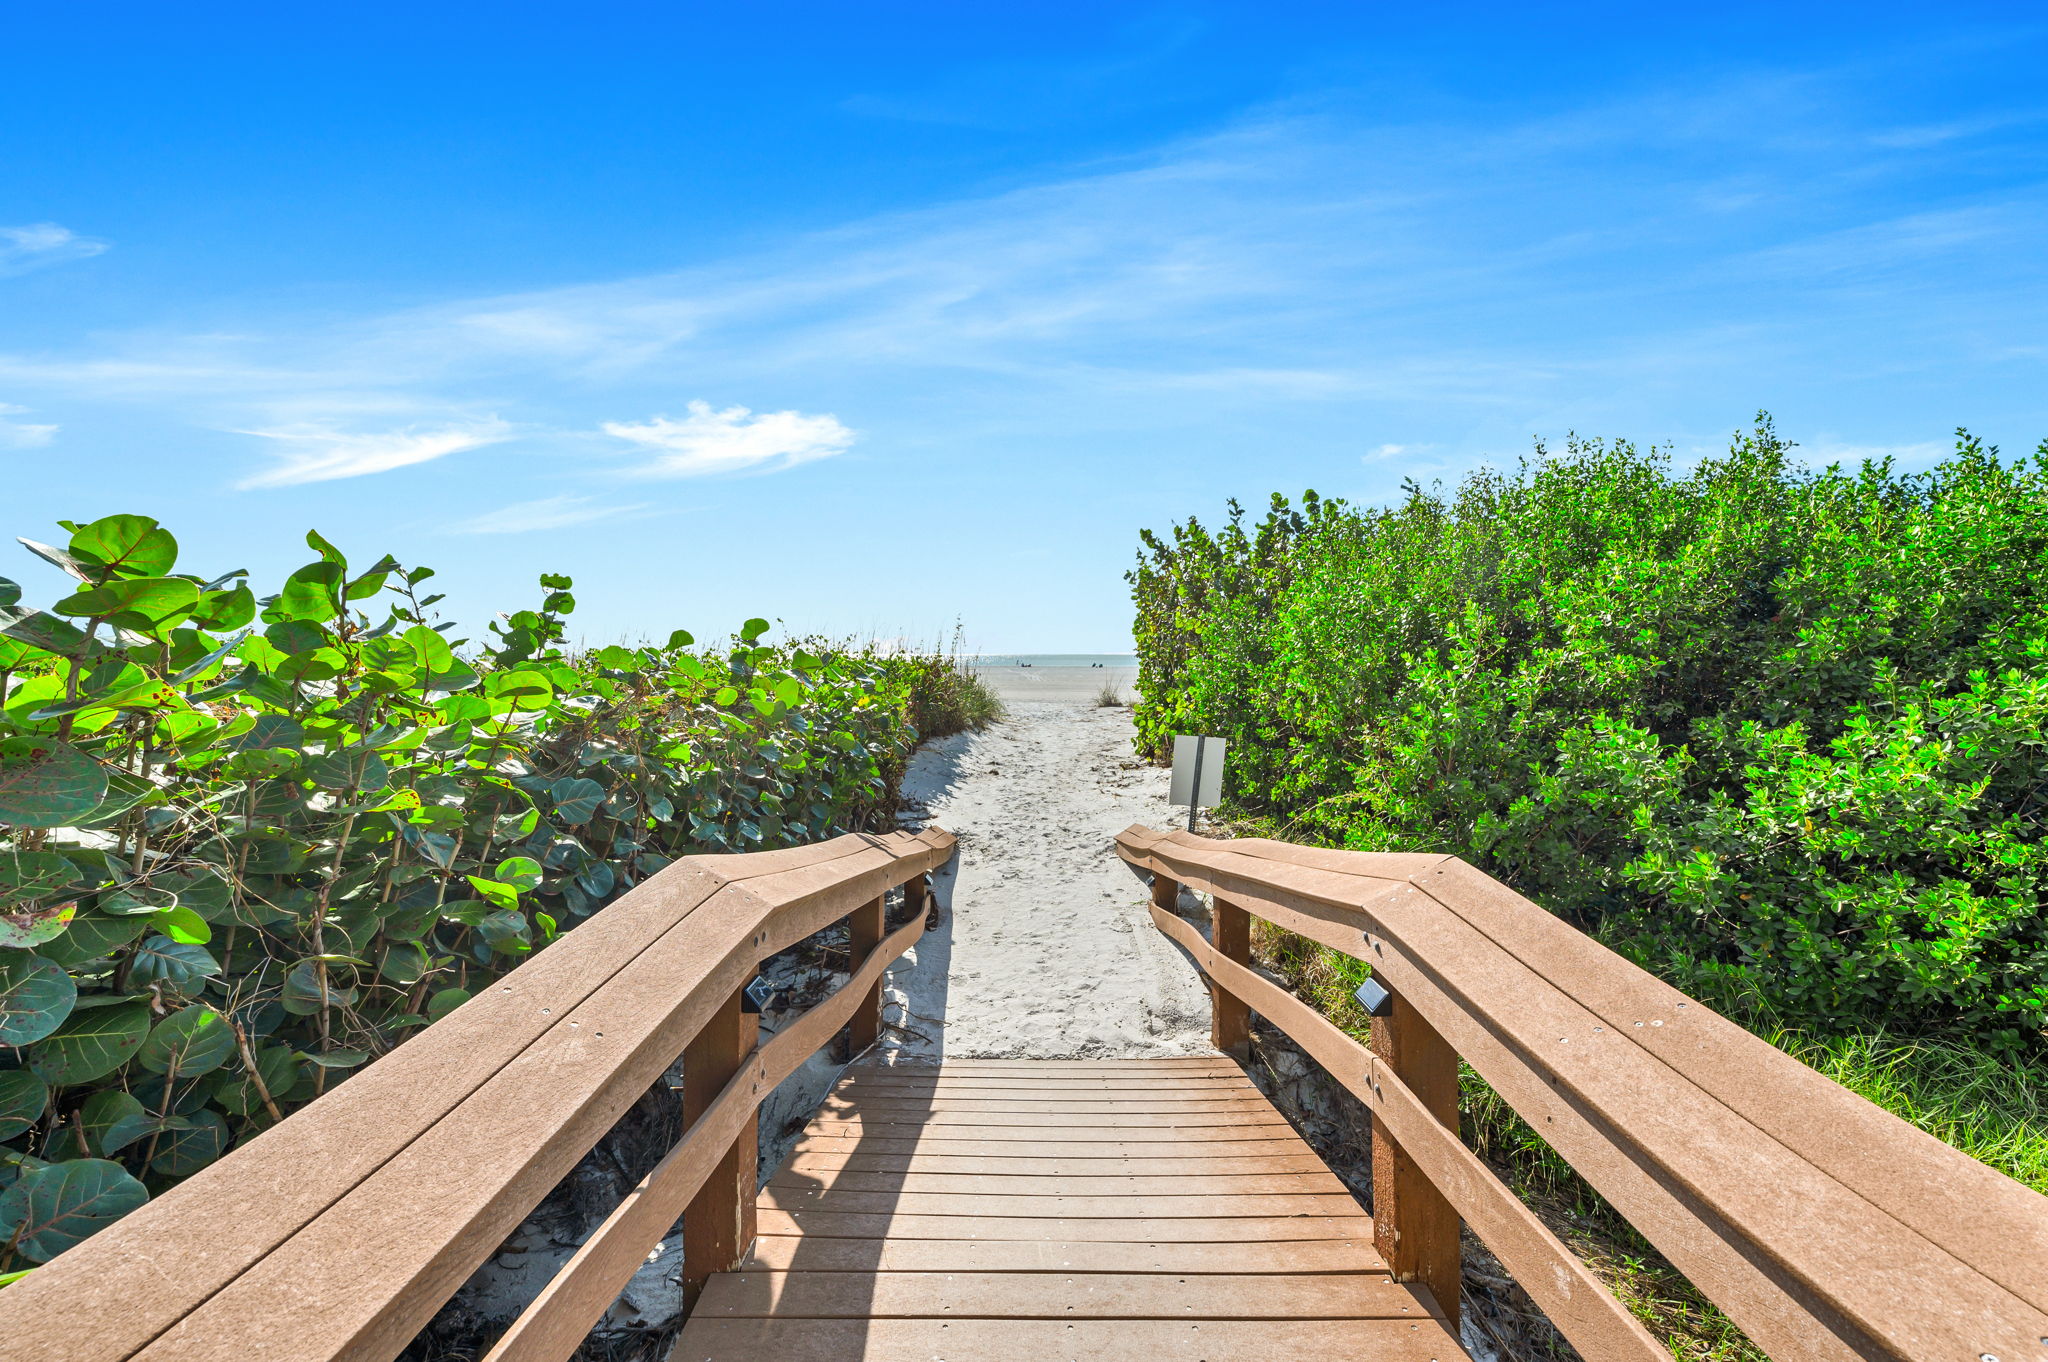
top-left (674, 1057), bottom-right (1469, 1361)
top-left (8, 824), bottom-right (2043, 1362)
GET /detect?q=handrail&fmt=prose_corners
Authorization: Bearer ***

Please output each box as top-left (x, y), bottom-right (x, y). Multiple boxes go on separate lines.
top-left (0, 827), bottom-right (955, 1362)
top-left (1118, 824), bottom-right (2048, 1362)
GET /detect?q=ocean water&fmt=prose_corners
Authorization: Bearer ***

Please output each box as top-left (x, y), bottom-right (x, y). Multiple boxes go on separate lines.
top-left (966, 653), bottom-right (1138, 669)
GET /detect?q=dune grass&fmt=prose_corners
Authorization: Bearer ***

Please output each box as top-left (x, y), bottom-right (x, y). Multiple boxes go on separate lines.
top-left (901, 653), bottom-right (1005, 738)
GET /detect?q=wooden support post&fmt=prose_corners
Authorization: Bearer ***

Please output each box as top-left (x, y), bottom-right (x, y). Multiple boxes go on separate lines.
top-left (681, 982), bottom-right (756, 1309)
top-left (846, 893), bottom-right (886, 1055)
top-left (1149, 871), bottom-right (1179, 917)
top-left (1210, 895), bottom-right (1252, 1057)
top-left (1371, 988), bottom-right (1462, 1330)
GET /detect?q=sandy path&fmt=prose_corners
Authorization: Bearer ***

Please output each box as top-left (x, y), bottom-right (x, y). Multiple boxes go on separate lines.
top-left (876, 700), bottom-right (1214, 1062)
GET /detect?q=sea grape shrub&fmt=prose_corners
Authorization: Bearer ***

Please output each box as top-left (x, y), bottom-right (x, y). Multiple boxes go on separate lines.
top-left (0, 517), bottom-right (918, 1269)
top-left (1130, 420), bottom-right (2048, 1054)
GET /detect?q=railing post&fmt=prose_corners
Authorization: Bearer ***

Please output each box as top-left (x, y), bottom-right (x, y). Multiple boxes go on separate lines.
top-left (847, 893), bottom-right (886, 1055)
top-left (681, 981), bottom-right (756, 1308)
top-left (1210, 895), bottom-right (1251, 1057)
top-left (1371, 989), bottom-right (1462, 1329)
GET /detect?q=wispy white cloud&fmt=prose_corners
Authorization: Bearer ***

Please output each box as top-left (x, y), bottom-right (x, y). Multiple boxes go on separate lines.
top-left (449, 494), bottom-right (649, 534)
top-left (602, 401), bottom-right (854, 477)
top-left (235, 418), bottom-right (512, 489)
top-left (0, 223), bottom-right (108, 278)
top-left (0, 403), bottom-right (57, 448)
top-left (0, 56), bottom-right (2042, 482)
top-left (1867, 111), bottom-right (2041, 150)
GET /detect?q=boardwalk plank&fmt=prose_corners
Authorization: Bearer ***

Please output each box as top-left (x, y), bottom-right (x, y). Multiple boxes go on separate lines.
top-left (673, 1317), bottom-right (1462, 1360)
top-left (781, 1150), bottom-right (1330, 1176)
top-left (739, 1236), bottom-right (1389, 1274)
top-left (790, 1134), bottom-right (1311, 1157)
top-left (770, 1167), bottom-right (1347, 1196)
top-left (697, 1269), bottom-right (1428, 1318)
top-left (683, 1056), bottom-right (1459, 1361)
top-left (756, 1209), bottom-right (1373, 1242)
top-left (818, 1096), bottom-right (1279, 1115)
top-left (802, 1105), bottom-right (1294, 1122)
top-left (759, 1188), bottom-right (1363, 1218)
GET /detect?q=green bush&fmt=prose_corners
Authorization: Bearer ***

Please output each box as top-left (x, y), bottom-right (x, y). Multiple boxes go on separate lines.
top-left (1131, 418), bottom-right (2048, 1055)
top-left (0, 515), bottom-right (929, 1270)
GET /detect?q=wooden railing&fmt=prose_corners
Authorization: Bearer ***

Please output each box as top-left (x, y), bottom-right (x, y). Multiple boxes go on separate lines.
top-left (0, 827), bottom-right (954, 1362)
top-left (1118, 824), bottom-right (2048, 1362)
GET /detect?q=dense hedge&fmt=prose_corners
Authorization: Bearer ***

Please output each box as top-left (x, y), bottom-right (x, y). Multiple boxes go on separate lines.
top-left (1131, 419), bottom-right (2048, 1055)
top-left (0, 515), bottom-right (935, 1271)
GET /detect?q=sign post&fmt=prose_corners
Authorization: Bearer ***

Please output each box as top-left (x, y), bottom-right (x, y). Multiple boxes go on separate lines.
top-left (1169, 735), bottom-right (1226, 834)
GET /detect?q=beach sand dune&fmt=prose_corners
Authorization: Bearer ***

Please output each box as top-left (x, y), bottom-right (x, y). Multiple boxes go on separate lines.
top-left (877, 696), bottom-right (1213, 1061)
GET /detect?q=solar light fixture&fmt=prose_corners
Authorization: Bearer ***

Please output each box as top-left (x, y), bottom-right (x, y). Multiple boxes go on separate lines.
top-left (743, 975), bottom-right (773, 1014)
top-left (1353, 975), bottom-right (1393, 1017)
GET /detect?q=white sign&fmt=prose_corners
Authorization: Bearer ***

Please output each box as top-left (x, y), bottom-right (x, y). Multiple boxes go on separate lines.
top-left (1169, 735), bottom-right (1226, 808)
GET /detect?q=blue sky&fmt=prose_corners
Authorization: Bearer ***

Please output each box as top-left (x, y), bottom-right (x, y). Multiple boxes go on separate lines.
top-left (2, 4), bottom-right (2044, 651)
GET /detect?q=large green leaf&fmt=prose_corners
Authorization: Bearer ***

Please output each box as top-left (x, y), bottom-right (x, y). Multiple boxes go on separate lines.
top-left (100, 1110), bottom-right (193, 1156)
top-left (35, 912), bottom-right (147, 968)
top-left (189, 582), bottom-right (255, 631)
top-left (77, 1089), bottom-right (143, 1157)
top-left (136, 1004), bottom-right (234, 1077)
top-left (494, 855), bottom-right (543, 891)
top-left (0, 1158), bottom-right (149, 1262)
top-left (126, 937), bottom-right (220, 993)
top-left (0, 1072), bottom-right (49, 1141)
top-left (67, 515), bottom-right (178, 580)
top-left (27, 999), bottom-right (150, 1085)
top-left (551, 777), bottom-right (604, 825)
top-left (377, 940), bottom-right (431, 985)
top-left (0, 608), bottom-right (95, 658)
top-left (218, 713), bottom-right (304, 753)
top-left (151, 1109), bottom-right (229, 1178)
top-left (464, 875), bottom-right (518, 910)
top-left (150, 905), bottom-right (212, 945)
top-left (0, 739), bottom-right (108, 828)
top-left (0, 954), bottom-right (76, 1045)
top-left (49, 577), bottom-right (200, 630)
top-left (268, 560), bottom-right (345, 623)
top-left (0, 901), bottom-right (76, 952)
top-left (280, 960), bottom-right (356, 1015)
top-left (426, 987), bottom-right (470, 1022)
top-left (0, 850), bottom-right (85, 905)
top-left (212, 1043), bottom-right (300, 1116)
top-left (476, 908), bottom-right (529, 950)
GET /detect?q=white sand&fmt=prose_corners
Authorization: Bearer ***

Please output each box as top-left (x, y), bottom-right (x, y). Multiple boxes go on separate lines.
top-left (971, 664), bottom-right (1138, 705)
top-left (876, 698), bottom-right (1215, 1062)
